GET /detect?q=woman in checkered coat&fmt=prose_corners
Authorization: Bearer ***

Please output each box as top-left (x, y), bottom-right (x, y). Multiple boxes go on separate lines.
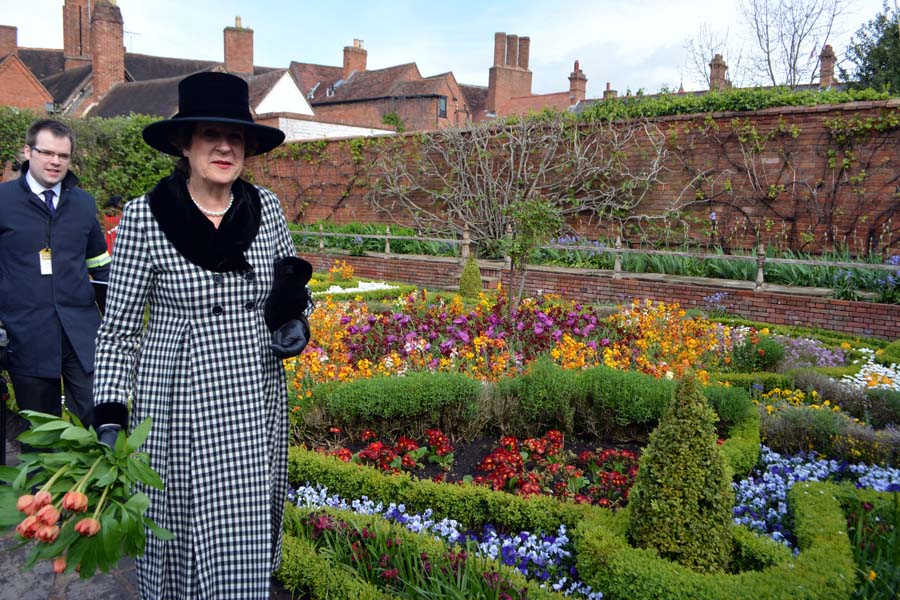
top-left (92, 73), bottom-right (312, 599)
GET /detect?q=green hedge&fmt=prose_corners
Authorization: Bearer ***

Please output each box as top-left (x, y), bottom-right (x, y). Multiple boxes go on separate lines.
top-left (709, 372), bottom-right (792, 392)
top-left (574, 481), bottom-right (855, 600)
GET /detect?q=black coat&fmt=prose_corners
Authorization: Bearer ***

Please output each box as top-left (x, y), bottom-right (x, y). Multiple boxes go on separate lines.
top-left (0, 164), bottom-right (110, 377)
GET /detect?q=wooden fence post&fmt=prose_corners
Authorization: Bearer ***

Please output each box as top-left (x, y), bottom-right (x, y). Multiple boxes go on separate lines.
top-left (384, 225), bottom-right (391, 255)
top-left (755, 242), bottom-right (766, 289)
top-left (613, 237), bottom-right (623, 279)
top-left (461, 225), bottom-right (470, 263)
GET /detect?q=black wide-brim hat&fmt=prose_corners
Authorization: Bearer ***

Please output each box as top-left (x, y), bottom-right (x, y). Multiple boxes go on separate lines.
top-left (142, 71), bottom-right (285, 157)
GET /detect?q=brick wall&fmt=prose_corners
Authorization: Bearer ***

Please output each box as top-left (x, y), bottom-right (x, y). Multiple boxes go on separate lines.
top-left (249, 100), bottom-right (900, 256)
top-left (0, 57), bottom-right (52, 112)
top-left (299, 251), bottom-right (900, 340)
top-left (224, 23), bottom-right (253, 76)
top-left (89, 1), bottom-right (123, 102)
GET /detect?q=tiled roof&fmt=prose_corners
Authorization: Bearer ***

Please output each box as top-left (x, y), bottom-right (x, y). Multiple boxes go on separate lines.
top-left (391, 77), bottom-right (446, 97)
top-left (459, 84), bottom-right (488, 119)
top-left (41, 63), bottom-right (91, 105)
top-left (18, 48), bottom-right (65, 80)
top-left (311, 63), bottom-right (420, 105)
top-left (289, 61), bottom-right (343, 96)
top-left (248, 68), bottom-right (287, 109)
top-left (88, 69), bottom-right (211, 118)
top-left (501, 91), bottom-right (573, 115)
top-left (124, 53), bottom-right (218, 81)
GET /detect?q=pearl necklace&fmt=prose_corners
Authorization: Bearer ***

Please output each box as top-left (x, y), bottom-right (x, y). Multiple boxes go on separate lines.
top-left (189, 189), bottom-right (233, 217)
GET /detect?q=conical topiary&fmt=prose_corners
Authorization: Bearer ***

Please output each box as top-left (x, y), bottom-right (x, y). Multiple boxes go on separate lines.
top-left (627, 372), bottom-right (734, 572)
top-left (457, 256), bottom-right (483, 298)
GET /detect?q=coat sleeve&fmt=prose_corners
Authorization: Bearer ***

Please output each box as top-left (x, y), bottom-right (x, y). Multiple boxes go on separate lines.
top-left (267, 189), bottom-right (315, 318)
top-left (93, 198), bottom-right (153, 429)
top-left (85, 216), bottom-right (111, 282)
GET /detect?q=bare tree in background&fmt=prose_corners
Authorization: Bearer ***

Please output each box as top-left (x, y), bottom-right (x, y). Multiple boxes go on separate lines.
top-left (741, 0), bottom-right (846, 87)
top-left (683, 23), bottom-right (745, 89)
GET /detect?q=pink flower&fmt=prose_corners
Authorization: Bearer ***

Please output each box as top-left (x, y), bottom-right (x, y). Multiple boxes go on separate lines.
top-left (16, 494), bottom-right (36, 515)
top-left (16, 515), bottom-right (40, 539)
top-left (35, 504), bottom-right (61, 526)
top-left (74, 517), bottom-right (101, 537)
top-left (36, 524), bottom-right (60, 543)
top-left (53, 557), bottom-right (67, 574)
top-left (62, 490), bottom-right (89, 513)
top-left (33, 491), bottom-right (52, 509)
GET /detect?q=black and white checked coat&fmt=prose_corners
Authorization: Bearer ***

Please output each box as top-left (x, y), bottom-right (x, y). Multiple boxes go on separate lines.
top-left (93, 185), bottom-right (294, 599)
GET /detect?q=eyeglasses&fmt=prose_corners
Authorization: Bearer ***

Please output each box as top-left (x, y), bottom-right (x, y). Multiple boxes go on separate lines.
top-left (30, 146), bottom-right (71, 162)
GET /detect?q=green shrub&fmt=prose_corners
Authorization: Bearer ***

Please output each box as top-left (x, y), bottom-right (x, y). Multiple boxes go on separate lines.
top-left (761, 405), bottom-right (849, 457)
top-left (628, 373), bottom-right (734, 573)
top-left (575, 365), bottom-right (675, 439)
top-left (789, 369), bottom-right (867, 414)
top-left (320, 372), bottom-right (482, 440)
top-left (730, 336), bottom-right (785, 372)
top-left (703, 385), bottom-right (754, 431)
top-left (876, 340), bottom-right (900, 367)
top-left (492, 357), bottom-right (577, 436)
top-left (864, 388), bottom-right (900, 428)
top-left (720, 409), bottom-right (761, 477)
top-left (457, 256), bottom-right (483, 297)
top-left (709, 372), bottom-right (791, 392)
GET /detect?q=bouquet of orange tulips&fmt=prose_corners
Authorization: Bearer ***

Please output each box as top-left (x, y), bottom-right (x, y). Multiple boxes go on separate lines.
top-left (0, 410), bottom-right (172, 578)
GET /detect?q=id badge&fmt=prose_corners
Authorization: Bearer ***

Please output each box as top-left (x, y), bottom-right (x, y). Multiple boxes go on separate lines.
top-left (39, 248), bottom-right (53, 275)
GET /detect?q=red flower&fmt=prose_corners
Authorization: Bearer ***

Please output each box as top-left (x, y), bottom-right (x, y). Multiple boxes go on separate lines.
top-left (33, 491), bottom-right (52, 509)
top-left (62, 490), bottom-right (89, 512)
top-left (74, 517), bottom-right (101, 537)
top-left (35, 504), bottom-right (61, 526)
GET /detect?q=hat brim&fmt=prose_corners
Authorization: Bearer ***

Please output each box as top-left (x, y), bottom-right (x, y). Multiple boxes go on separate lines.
top-left (142, 117), bottom-right (285, 157)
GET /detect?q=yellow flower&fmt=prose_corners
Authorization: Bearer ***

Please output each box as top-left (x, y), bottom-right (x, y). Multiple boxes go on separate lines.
top-left (760, 328), bottom-right (770, 335)
top-left (868, 570), bottom-right (876, 582)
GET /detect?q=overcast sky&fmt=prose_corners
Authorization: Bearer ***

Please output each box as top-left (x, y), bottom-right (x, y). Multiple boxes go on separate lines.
top-left (3, 0), bottom-right (889, 96)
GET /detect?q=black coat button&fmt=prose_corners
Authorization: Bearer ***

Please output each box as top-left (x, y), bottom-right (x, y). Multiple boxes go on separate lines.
top-left (244, 271), bottom-right (256, 282)
top-left (244, 301), bottom-right (256, 311)
top-left (212, 305), bottom-right (224, 316)
top-left (212, 274), bottom-right (224, 284)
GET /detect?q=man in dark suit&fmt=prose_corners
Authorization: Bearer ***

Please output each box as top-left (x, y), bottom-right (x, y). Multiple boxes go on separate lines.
top-left (0, 119), bottom-right (110, 433)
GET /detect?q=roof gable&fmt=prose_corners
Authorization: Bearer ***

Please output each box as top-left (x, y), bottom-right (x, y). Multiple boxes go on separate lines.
top-left (252, 69), bottom-right (313, 116)
top-left (311, 63), bottom-right (421, 105)
top-left (0, 54), bottom-right (53, 109)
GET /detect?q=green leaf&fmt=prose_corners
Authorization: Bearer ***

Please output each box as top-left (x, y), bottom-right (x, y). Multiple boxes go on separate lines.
top-left (0, 465), bottom-right (20, 484)
top-left (123, 492), bottom-right (151, 514)
top-left (17, 430), bottom-right (63, 447)
top-left (93, 464), bottom-right (118, 488)
top-left (0, 486), bottom-right (23, 528)
top-left (31, 420), bottom-right (73, 432)
top-left (126, 455), bottom-right (164, 489)
top-left (126, 417), bottom-right (152, 451)
top-left (145, 518), bottom-right (174, 541)
top-left (60, 427), bottom-right (94, 445)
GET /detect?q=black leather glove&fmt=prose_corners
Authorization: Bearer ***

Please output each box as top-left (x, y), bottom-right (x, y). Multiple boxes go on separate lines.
top-left (265, 257), bottom-right (313, 332)
top-left (270, 317), bottom-right (310, 359)
top-left (97, 424), bottom-right (121, 448)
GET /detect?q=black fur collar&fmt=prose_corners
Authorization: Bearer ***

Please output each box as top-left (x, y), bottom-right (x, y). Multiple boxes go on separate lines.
top-left (147, 171), bottom-right (261, 273)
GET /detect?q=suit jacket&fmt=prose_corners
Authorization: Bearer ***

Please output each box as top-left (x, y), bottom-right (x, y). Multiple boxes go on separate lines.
top-left (0, 163), bottom-right (110, 377)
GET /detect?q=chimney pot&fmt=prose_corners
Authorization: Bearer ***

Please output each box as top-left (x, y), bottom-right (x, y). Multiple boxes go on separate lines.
top-left (493, 32), bottom-right (506, 67)
top-left (518, 36), bottom-right (530, 70)
top-left (506, 34), bottom-right (518, 66)
top-left (0, 25), bottom-right (17, 57)
top-left (343, 39), bottom-right (367, 80)
top-left (709, 53), bottom-right (727, 91)
top-left (235, 16), bottom-right (242, 28)
top-left (90, 0), bottom-right (125, 101)
top-left (819, 44), bottom-right (836, 88)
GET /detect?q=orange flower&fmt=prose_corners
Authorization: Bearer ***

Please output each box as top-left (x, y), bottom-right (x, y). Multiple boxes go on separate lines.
top-left (35, 524), bottom-right (60, 543)
top-left (53, 557), bottom-right (67, 574)
top-left (16, 494), bottom-right (36, 515)
top-left (35, 504), bottom-right (61, 526)
top-left (74, 517), bottom-right (101, 537)
top-left (62, 490), bottom-right (89, 513)
top-left (15, 515), bottom-right (40, 539)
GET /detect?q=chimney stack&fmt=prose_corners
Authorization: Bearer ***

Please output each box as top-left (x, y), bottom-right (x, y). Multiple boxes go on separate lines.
top-left (63, 0), bottom-right (91, 70)
top-left (568, 60), bottom-right (587, 104)
top-left (90, 0), bottom-right (124, 101)
top-left (0, 25), bottom-right (17, 57)
top-left (224, 16), bottom-right (254, 76)
top-left (518, 36), bottom-right (530, 70)
top-left (342, 38), bottom-right (367, 80)
top-left (819, 44), bottom-right (836, 89)
top-left (709, 53), bottom-right (727, 91)
top-left (603, 82), bottom-right (618, 100)
top-left (486, 32), bottom-right (533, 116)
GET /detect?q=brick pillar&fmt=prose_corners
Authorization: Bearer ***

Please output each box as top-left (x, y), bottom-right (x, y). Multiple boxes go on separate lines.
top-left (506, 34), bottom-right (518, 66)
top-left (493, 32), bottom-right (506, 66)
top-left (603, 82), bottom-right (618, 99)
top-left (63, 0), bottom-right (91, 70)
top-left (518, 36), bottom-right (530, 70)
top-left (819, 44), bottom-right (835, 89)
top-left (224, 16), bottom-right (254, 76)
top-left (342, 39), bottom-right (367, 80)
top-left (709, 53), bottom-right (727, 91)
top-left (90, 0), bottom-right (124, 101)
top-left (568, 60), bottom-right (587, 104)
top-left (0, 25), bottom-right (16, 57)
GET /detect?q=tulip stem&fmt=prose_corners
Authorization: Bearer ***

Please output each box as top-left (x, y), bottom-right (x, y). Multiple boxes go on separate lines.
top-left (74, 456), bottom-right (104, 493)
top-left (38, 463), bottom-right (71, 496)
top-left (92, 484), bottom-right (111, 520)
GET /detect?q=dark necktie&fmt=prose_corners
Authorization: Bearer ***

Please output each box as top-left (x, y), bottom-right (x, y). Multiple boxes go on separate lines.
top-left (42, 190), bottom-right (55, 217)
